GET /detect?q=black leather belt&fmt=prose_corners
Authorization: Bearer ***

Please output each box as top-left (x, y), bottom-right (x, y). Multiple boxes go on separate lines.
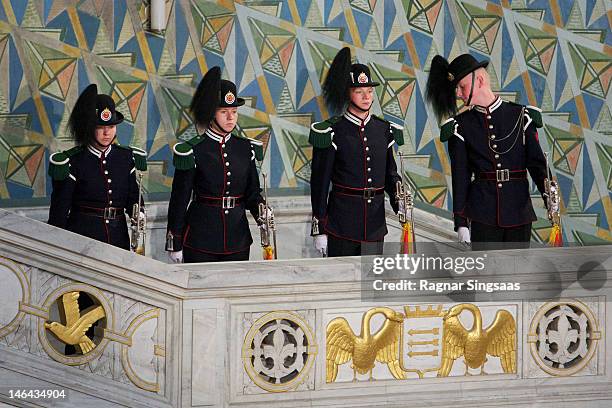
top-left (197, 195), bottom-right (243, 209)
top-left (332, 185), bottom-right (384, 199)
top-left (74, 206), bottom-right (125, 220)
top-left (476, 169), bottom-right (527, 182)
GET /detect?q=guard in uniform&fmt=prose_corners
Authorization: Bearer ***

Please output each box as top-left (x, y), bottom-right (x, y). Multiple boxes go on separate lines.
top-left (309, 47), bottom-right (404, 257)
top-left (165, 66), bottom-right (265, 263)
top-left (47, 84), bottom-right (147, 250)
top-left (425, 54), bottom-right (549, 250)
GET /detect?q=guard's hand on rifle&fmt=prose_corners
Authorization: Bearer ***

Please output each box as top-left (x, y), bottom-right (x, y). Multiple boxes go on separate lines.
top-left (398, 199), bottom-right (406, 217)
top-left (313, 234), bottom-right (328, 256)
top-left (457, 227), bottom-right (471, 244)
top-left (137, 211), bottom-right (146, 228)
top-left (130, 208), bottom-right (145, 225)
top-left (548, 182), bottom-right (559, 214)
top-left (168, 250), bottom-right (183, 263)
top-left (258, 205), bottom-right (274, 225)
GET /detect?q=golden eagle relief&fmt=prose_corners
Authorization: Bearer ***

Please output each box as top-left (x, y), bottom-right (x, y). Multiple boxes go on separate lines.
top-left (326, 307), bottom-right (405, 382)
top-left (438, 303), bottom-right (516, 377)
top-left (45, 291), bottom-right (106, 354)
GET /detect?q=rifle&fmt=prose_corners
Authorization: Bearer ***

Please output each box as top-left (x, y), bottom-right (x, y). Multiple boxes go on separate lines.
top-left (130, 171), bottom-right (147, 255)
top-left (544, 152), bottom-right (562, 246)
top-left (396, 152), bottom-right (416, 253)
top-left (259, 173), bottom-right (277, 259)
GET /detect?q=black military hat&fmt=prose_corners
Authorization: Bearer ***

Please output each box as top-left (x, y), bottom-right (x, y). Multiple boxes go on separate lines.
top-left (68, 84), bottom-right (124, 146)
top-left (446, 54), bottom-right (489, 86)
top-left (322, 47), bottom-right (379, 114)
top-left (218, 79), bottom-right (245, 108)
top-left (190, 66), bottom-right (244, 125)
top-left (348, 64), bottom-right (379, 87)
top-left (96, 94), bottom-right (124, 126)
top-left (425, 53), bottom-right (489, 122)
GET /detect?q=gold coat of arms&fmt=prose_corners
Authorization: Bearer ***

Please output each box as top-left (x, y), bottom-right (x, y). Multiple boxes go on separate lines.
top-left (326, 303), bottom-right (517, 382)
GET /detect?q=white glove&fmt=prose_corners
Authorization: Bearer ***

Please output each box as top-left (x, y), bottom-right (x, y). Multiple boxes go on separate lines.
top-left (313, 234), bottom-right (328, 256)
top-left (138, 211), bottom-right (146, 228)
top-left (457, 227), bottom-right (471, 243)
top-left (168, 250), bottom-right (183, 263)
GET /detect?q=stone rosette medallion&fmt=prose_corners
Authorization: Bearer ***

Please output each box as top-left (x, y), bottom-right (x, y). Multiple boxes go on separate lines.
top-left (241, 311), bottom-right (317, 392)
top-left (528, 299), bottom-right (601, 376)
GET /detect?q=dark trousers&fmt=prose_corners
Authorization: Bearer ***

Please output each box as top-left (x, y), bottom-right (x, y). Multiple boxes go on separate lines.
top-left (184, 247), bottom-right (250, 263)
top-left (67, 213), bottom-right (131, 250)
top-left (470, 221), bottom-right (531, 251)
top-left (328, 235), bottom-right (384, 257)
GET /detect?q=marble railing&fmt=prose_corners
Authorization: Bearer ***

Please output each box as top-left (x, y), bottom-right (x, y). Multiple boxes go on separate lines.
top-left (0, 208), bottom-right (611, 407)
top-left (9, 196), bottom-right (456, 261)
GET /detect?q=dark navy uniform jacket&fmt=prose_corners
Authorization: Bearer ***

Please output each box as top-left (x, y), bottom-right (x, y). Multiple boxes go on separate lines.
top-left (48, 144), bottom-right (145, 249)
top-left (444, 97), bottom-right (547, 230)
top-left (309, 111), bottom-right (403, 242)
top-left (166, 128), bottom-right (264, 254)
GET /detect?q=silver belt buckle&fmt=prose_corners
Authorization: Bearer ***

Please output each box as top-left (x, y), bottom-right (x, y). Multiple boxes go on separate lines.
top-left (496, 169), bottom-right (510, 182)
top-left (104, 207), bottom-right (117, 219)
top-left (363, 188), bottom-right (375, 199)
top-left (222, 197), bottom-right (236, 209)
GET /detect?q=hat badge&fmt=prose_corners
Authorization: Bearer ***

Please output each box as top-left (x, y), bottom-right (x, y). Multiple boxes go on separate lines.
top-left (447, 72), bottom-right (455, 82)
top-left (357, 72), bottom-right (368, 84)
top-left (100, 107), bottom-right (112, 122)
top-left (224, 91), bottom-right (235, 105)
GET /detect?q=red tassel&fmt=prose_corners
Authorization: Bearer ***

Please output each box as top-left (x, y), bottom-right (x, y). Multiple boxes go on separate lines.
top-left (548, 224), bottom-right (563, 247)
top-left (401, 223), bottom-right (415, 254)
top-left (263, 245), bottom-right (274, 260)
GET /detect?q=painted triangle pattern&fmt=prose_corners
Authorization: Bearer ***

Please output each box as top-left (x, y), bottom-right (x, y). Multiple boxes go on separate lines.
top-left (516, 23), bottom-right (557, 76)
top-left (457, 1), bottom-right (501, 55)
top-left (405, 0), bottom-right (443, 35)
top-left (0, 0), bottom-right (610, 244)
top-left (192, 0), bottom-right (235, 56)
top-left (279, 129), bottom-right (312, 185)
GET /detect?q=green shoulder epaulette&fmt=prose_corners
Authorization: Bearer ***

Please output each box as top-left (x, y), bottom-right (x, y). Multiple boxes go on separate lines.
top-left (129, 146), bottom-right (148, 171)
top-left (116, 144), bottom-right (148, 171)
top-left (373, 115), bottom-right (405, 146)
top-left (172, 135), bottom-right (205, 170)
top-left (440, 117), bottom-right (457, 142)
top-left (48, 146), bottom-right (82, 181)
top-left (525, 105), bottom-right (543, 128)
top-left (172, 141), bottom-right (195, 170)
top-left (390, 122), bottom-right (404, 146)
top-left (308, 116), bottom-right (341, 149)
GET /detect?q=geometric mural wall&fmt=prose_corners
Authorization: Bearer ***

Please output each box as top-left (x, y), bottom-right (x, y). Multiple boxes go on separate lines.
top-left (0, 0), bottom-right (609, 245)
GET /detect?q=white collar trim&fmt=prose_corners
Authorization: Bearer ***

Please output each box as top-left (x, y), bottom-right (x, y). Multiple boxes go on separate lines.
top-left (474, 96), bottom-right (503, 113)
top-left (344, 110), bottom-right (371, 126)
top-left (88, 144), bottom-right (111, 158)
top-left (205, 128), bottom-right (232, 143)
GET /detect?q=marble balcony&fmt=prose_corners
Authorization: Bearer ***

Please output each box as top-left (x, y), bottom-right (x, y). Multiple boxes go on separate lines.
top-left (0, 206), bottom-right (610, 407)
